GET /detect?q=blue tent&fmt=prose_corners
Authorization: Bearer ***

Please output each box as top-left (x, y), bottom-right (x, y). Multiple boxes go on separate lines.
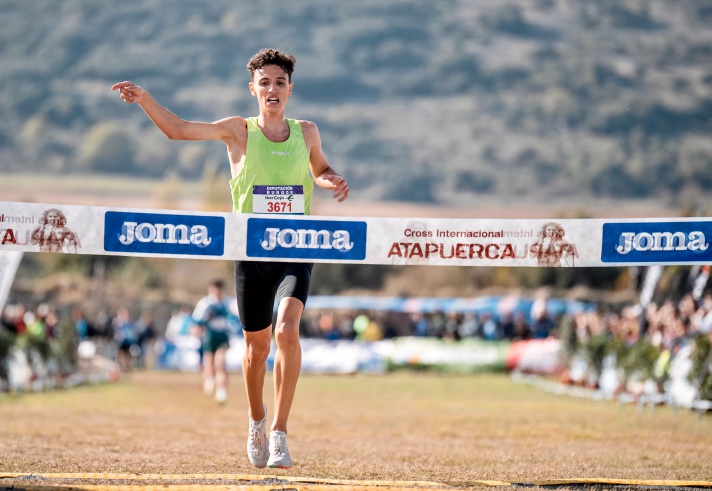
top-left (305, 295), bottom-right (595, 322)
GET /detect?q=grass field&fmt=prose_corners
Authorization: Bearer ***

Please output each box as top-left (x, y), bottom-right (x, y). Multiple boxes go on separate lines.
top-left (1, 371), bottom-right (711, 490)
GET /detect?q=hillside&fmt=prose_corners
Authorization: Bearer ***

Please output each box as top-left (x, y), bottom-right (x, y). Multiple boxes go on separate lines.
top-left (1, 0), bottom-right (711, 213)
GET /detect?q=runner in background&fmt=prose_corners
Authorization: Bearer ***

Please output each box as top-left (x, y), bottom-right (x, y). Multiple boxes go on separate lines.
top-left (191, 279), bottom-right (235, 404)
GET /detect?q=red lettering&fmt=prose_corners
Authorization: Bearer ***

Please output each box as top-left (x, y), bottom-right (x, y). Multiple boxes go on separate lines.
top-left (401, 242), bottom-right (412, 256)
top-left (456, 243), bottom-right (467, 259)
top-left (388, 243), bottom-right (403, 258)
top-left (439, 244), bottom-right (455, 259)
top-left (501, 243), bottom-right (515, 259)
top-left (426, 243), bottom-right (439, 258)
top-left (485, 244), bottom-right (500, 259)
top-left (410, 243), bottom-right (424, 258)
top-left (2, 229), bottom-right (16, 245)
top-left (469, 243), bottom-right (484, 259)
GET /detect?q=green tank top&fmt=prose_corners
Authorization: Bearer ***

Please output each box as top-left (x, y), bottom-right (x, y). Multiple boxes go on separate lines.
top-left (230, 117), bottom-right (313, 215)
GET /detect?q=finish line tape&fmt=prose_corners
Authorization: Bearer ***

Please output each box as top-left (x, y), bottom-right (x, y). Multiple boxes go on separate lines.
top-left (1, 201), bottom-right (710, 267)
top-left (2, 473), bottom-right (712, 489)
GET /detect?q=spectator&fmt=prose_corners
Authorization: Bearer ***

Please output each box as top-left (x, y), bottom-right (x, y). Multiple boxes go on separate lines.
top-left (72, 307), bottom-right (90, 341)
top-left (136, 312), bottom-right (157, 370)
top-left (532, 310), bottom-right (554, 339)
top-left (10, 304), bottom-right (27, 335)
top-left (500, 313), bottom-right (515, 340)
top-left (44, 306), bottom-right (59, 339)
top-left (481, 313), bottom-right (499, 341)
top-left (457, 313), bottom-right (480, 339)
top-left (353, 312), bottom-right (370, 340)
top-left (113, 307), bottom-right (137, 372)
top-left (25, 310), bottom-right (46, 339)
top-left (318, 311), bottom-right (341, 340)
top-left (411, 312), bottom-right (429, 337)
top-left (339, 313), bottom-right (355, 340)
top-left (512, 312), bottom-right (532, 341)
top-left (443, 312), bottom-right (462, 341)
top-left (362, 316), bottom-right (383, 342)
top-left (428, 310), bottom-right (446, 338)
top-left (165, 306), bottom-right (193, 343)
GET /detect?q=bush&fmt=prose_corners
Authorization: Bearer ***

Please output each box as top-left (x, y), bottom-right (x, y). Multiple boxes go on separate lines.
top-left (619, 339), bottom-right (661, 382)
top-left (0, 328), bottom-right (16, 383)
top-left (77, 122), bottom-right (137, 174)
top-left (689, 334), bottom-right (712, 401)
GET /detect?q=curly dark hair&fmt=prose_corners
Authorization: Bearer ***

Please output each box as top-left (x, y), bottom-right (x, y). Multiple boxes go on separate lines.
top-left (246, 48), bottom-right (296, 81)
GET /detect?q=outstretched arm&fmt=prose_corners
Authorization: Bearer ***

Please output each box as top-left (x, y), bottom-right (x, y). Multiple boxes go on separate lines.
top-left (301, 120), bottom-right (349, 202)
top-left (111, 81), bottom-right (237, 142)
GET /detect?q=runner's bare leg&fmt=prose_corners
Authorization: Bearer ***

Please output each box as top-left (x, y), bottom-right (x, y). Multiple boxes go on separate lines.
top-left (243, 327), bottom-right (271, 421)
top-left (271, 297), bottom-right (303, 433)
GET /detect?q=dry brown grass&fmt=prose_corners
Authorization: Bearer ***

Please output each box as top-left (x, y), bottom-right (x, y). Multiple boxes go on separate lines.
top-left (1, 371), bottom-right (711, 490)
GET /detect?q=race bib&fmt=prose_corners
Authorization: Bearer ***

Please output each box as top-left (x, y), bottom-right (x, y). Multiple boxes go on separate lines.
top-left (252, 185), bottom-right (304, 215)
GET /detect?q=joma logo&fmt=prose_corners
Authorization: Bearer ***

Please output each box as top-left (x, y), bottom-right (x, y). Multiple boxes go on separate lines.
top-left (617, 231), bottom-right (708, 255)
top-left (119, 221), bottom-right (212, 246)
top-left (104, 211), bottom-right (224, 256)
top-left (261, 227), bottom-right (353, 251)
top-left (246, 218), bottom-right (367, 260)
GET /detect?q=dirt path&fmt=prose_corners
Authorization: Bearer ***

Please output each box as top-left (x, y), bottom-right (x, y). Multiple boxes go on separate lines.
top-left (2, 372), bottom-right (711, 489)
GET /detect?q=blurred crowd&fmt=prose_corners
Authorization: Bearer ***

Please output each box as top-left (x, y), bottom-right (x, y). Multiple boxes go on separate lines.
top-left (3, 290), bottom-right (711, 356)
top-left (555, 290), bottom-right (712, 395)
top-left (2, 272), bottom-right (710, 389)
top-left (563, 292), bottom-right (712, 357)
top-left (0, 302), bottom-right (159, 372)
top-left (299, 308), bottom-right (544, 342)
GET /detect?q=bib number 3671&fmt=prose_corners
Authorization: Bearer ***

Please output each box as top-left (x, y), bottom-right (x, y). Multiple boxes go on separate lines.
top-left (253, 185), bottom-right (304, 215)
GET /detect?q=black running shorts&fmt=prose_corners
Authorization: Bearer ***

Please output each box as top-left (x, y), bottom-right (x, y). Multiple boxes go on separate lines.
top-left (234, 260), bottom-right (314, 332)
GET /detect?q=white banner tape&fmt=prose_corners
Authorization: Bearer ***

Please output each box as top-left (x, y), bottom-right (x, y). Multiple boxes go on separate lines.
top-left (0, 201), bottom-right (710, 267)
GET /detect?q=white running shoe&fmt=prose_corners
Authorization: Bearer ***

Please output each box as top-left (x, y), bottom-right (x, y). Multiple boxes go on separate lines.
top-left (215, 387), bottom-right (227, 404)
top-left (267, 430), bottom-right (292, 469)
top-left (247, 404), bottom-right (269, 468)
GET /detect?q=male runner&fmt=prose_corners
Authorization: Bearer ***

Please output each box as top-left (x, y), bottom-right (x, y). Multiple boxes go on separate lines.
top-left (191, 279), bottom-right (235, 404)
top-left (112, 48), bottom-right (349, 469)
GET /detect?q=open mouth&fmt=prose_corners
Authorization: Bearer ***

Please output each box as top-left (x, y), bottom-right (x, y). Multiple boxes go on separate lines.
top-left (267, 97), bottom-right (279, 103)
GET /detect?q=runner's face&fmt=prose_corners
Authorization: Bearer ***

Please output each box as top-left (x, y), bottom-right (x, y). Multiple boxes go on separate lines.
top-left (250, 65), bottom-right (292, 113)
top-left (47, 212), bottom-right (59, 226)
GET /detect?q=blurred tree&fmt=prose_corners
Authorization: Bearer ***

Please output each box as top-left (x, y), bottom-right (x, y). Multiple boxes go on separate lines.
top-left (455, 170), bottom-right (495, 193)
top-left (77, 122), bottom-right (136, 174)
top-left (479, 5), bottom-right (528, 34)
top-left (384, 172), bottom-right (437, 203)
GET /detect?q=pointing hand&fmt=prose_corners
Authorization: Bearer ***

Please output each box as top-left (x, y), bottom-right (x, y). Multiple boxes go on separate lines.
top-left (111, 81), bottom-right (146, 104)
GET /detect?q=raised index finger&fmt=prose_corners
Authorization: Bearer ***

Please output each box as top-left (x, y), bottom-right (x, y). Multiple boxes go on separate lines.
top-left (111, 81), bottom-right (132, 91)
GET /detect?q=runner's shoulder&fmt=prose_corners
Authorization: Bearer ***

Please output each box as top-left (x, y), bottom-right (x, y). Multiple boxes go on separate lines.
top-left (296, 119), bottom-right (317, 131)
top-left (297, 120), bottom-right (320, 144)
top-left (215, 116), bottom-right (249, 139)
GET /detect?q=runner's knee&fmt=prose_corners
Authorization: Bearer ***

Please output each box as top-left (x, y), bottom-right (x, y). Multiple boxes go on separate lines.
top-left (274, 321), bottom-right (299, 347)
top-left (245, 337), bottom-right (271, 364)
